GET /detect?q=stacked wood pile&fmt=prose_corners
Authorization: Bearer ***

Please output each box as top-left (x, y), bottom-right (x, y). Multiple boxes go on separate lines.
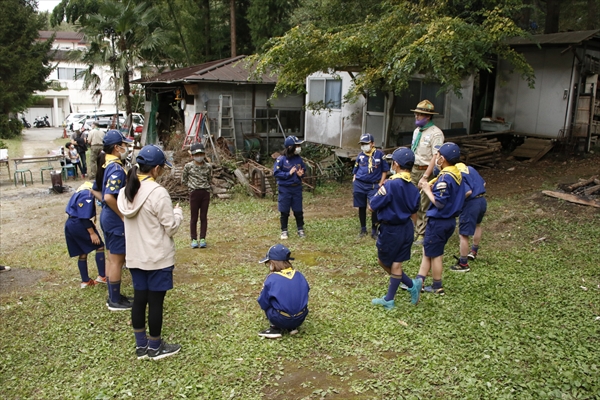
top-left (453, 137), bottom-right (503, 167)
top-left (542, 175), bottom-right (600, 208)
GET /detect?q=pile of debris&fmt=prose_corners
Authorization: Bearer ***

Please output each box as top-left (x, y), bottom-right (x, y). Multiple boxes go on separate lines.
top-left (542, 175), bottom-right (600, 208)
top-left (454, 137), bottom-right (503, 167)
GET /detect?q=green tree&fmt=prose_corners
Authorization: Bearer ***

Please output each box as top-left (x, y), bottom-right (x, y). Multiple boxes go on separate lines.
top-left (248, 0), bottom-right (299, 50)
top-left (0, 0), bottom-right (53, 138)
top-left (249, 0), bottom-right (535, 104)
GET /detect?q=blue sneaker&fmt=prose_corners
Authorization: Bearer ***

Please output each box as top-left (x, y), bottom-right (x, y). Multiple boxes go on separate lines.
top-left (409, 279), bottom-right (422, 305)
top-left (191, 239), bottom-right (199, 249)
top-left (199, 239), bottom-right (207, 248)
top-left (372, 296), bottom-right (395, 310)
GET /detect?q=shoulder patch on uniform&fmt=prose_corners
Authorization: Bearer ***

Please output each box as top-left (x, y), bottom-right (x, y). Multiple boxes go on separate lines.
top-left (377, 185), bottom-right (387, 196)
top-left (85, 199), bottom-right (92, 203)
top-left (436, 182), bottom-right (448, 190)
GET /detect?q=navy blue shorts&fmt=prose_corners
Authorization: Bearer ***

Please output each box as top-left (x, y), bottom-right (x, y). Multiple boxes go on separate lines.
top-left (103, 230), bottom-right (126, 255)
top-left (265, 308), bottom-right (307, 331)
top-left (424, 217), bottom-right (456, 258)
top-left (459, 197), bottom-right (487, 236)
top-left (65, 218), bottom-right (104, 257)
top-left (278, 187), bottom-right (303, 213)
top-left (353, 180), bottom-right (378, 208)
top-left (130, 266), bottom-right (174, 291)
top-left (376, 222), bottom-right (414, 266)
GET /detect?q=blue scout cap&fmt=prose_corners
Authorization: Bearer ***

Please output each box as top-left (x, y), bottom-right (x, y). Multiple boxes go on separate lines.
top-left (438, 142), bottom-right (461, 163)
top-left (359, 133), bottom-right (374, 144)
top-left (136, 145), bottom-right (172, 168)
top-left (190, 143), bottom-right (205, 154)
top-left (391, 147), bottom-right (415, 168)
top-left (103, 129), bottom-right (133, 146)
top-left (284, 136), bottom-right (304, 147)
top-left (259, 244), bottom-right (295, 263)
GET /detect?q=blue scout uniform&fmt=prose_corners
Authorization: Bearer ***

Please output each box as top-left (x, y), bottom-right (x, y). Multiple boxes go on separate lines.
top-left (100, 154), bottom-right (127, 254)
top-left (65, 182), bottom-right (103, 257)
top-left (370, 171), bottom-right (420, 265)
top-left (257, 268), bottom-right (310, 331)
top-left (456, 163), bottom-right (487, 236)
top-left (273, 154), bottom-right (306, 213)
top-left (352, 148), bottom-right (390, 207)
top-left (424, 165), bottom-right (466, 257)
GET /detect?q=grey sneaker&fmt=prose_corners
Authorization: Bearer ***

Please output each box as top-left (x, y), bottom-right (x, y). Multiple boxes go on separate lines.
top-left (106, 295), bottom-right (133, 311)
top-left (298, 229), bottom-right (306, 238)
top-left (280, 231), bottom-right (288, 240)
top-left (147, 342), bottom-right (181, 360)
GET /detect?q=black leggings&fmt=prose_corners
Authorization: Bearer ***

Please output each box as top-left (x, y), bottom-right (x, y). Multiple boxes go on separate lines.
top-left (131, 289), bottom-right (166, 338)
top-left (280, 211), bottom-right (304, 231)
top-left (358, 207), bottom-right (378, 228)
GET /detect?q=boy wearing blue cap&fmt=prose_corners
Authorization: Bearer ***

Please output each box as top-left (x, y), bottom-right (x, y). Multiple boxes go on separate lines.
top-left (370, 148), bottom-right (422, 309)
top-left (118, 145), bottom-right (183, 360)
top-left (273, 136), bottom-right (306, 240)
top-left (450, 162), bottom-right (487, 272)
top-left (353, 133), bottom-right (389, 238)
top-left (257, 244), bottom-right (310, 338)
top-left (415, 142), bottom-right (466, 295)
top-left (94, 129), bottom-right (134, 310)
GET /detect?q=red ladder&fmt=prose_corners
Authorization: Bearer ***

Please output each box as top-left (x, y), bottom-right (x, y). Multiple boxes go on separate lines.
top-left (182, 113), bottom-right (204, 150)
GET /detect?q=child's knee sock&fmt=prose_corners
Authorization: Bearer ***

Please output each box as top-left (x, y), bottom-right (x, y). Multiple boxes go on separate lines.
top-left (96, 251), bottom-right (105, 277)
top-left (384, 276), bottom-right (402, 301)
top-left (77, 258), bottom-right (89, 282)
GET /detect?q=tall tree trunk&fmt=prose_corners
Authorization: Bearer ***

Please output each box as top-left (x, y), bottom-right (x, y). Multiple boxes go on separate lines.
top-left (123, 68), bottom-right (132, 119)
top-left (202, 0), bottom-right (211, 58)
top-left (230, 0), bottom-right (236, 57)
top-left (544, 0), bottom-right (560, 33)
top-left (167, 0), bottom-right (190, 65)
top-left (587, 0), bottom-right (597, 30)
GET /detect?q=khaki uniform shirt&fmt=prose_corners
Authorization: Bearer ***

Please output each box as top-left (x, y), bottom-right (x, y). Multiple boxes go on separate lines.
top-left (412, 124), bottom-right (444, 166)
top-left (87, 128), bottom-right (105, 146)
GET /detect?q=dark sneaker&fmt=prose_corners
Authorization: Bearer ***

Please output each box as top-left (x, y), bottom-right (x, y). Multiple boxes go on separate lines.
top-left (450, 263), bottom-right (470, 272)
top-left (468, 250), bottom-right (477, 260)
top-left (371, 228), bottom-right (378, 239)
top-left (298, 229), bottom-right (306, 238)
top-left (136, 346), bottom-right (148, 360)
top-left (0, 265), bottom-right (11, 272)
top-left (409, 278), bottom-right (423, 305)
top-left (372, 296), bottom-right (395, 310)
top-left (358, 229), bottom-right (368, 239)
top-left (106, 295), bottom-right (133, 311)
top-left (423, 286), bottom-right (445, 295)
top-left (258, 326), bottom-right (282, 339)
top-left (147, 342), bottom-right (181, 360)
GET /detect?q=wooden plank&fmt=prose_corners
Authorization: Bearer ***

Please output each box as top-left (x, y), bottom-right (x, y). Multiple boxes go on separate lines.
top-left (542, 190), bottom-right (600, 208)
top-left (567, 176), bottom-right (598, 191)
top-left (528, 143), bottom-right (555, 163)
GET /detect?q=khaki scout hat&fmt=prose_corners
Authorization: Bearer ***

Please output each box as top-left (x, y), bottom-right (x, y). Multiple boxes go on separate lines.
top-left (411, 99), bottom-right (438, 115)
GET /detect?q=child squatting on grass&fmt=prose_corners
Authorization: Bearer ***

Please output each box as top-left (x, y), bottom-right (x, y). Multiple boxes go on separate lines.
top-left (369, 148), bottom-right (422, 309)
top-left (257, 244), bottom-right (310, 339)
top-left (64, 181), bottom-right (107, 288)
top-left (182, 142), bottom-right (213, 249)
top-left (415, 142), bottom-right (466, 295)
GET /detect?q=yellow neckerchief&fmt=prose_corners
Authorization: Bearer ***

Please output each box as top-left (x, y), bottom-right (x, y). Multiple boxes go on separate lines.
top-left (76, 181), bottom-right (94, 192)
top-left (102, 153), bottom-right (123, 169)
top-left (388, 171), bottom-right (412, 182)
top-left (363, 147), bottom-right (375, 173)
top-left (137, 174), bottom-right (155, 182)
top-left (274, 267), bottom-right (296, 280)
top-left (455, 162), bottom-right (469, 174)
top-left (429, 165), bottom-right (462, 186)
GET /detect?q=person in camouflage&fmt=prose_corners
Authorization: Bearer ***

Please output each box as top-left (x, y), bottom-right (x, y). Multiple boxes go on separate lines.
top-left (182, 143), bottom-right (213, 248)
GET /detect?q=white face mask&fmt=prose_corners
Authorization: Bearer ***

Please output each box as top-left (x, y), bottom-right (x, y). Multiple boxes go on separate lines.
top-left (435, 155), bottom-right (444, 168)
top-left (294, 147), bottom-right (301, 155)
top-left (118, 145), bottom-right (128, 160)
top-left (194, 156), bottom-right (205, 163)
top-left (361, 144), bottom-right (371, 152)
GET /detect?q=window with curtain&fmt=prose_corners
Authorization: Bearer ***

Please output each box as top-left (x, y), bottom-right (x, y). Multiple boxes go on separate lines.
top-left (308, 78), bottom-right (342, 109)
top-left (57, 67), bottom-right (85, 80)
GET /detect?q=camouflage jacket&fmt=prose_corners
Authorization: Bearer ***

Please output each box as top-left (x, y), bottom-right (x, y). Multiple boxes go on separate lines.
top-left (182, 161), bottom-right (213, 191)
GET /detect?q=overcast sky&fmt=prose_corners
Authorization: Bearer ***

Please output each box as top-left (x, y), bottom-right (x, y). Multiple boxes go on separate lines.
top-left (38, 0), bottom-right (61, 13)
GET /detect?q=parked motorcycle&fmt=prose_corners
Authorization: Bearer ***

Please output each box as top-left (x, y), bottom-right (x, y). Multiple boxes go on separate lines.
top-left (34, 115), bottom-right (51, 128)
top-left (21, 116), bottom-right (31, 128)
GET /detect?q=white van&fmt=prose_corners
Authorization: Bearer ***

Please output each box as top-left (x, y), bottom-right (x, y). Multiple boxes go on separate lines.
top-left (64, 110), bottom-right (108, 129)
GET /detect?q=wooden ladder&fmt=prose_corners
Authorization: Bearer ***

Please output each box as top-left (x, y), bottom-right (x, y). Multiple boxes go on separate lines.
top-left (218, 95), bottom-right (236, 149)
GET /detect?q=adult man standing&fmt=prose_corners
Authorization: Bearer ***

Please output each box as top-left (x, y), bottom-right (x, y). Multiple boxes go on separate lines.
top-left (410, 100), bottom-right (445, 245)
top-left (71, 130), bottom-right (88, 177)
top-left (87, 122), bottom-right (105, 180)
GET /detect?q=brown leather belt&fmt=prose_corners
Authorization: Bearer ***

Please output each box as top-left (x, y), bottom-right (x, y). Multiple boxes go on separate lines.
top-left (414, 165), bottom-right (428, 170)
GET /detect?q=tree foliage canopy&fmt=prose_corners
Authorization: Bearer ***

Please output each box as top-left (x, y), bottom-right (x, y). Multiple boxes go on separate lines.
top-left (249, 0), bottom-right (536, 103)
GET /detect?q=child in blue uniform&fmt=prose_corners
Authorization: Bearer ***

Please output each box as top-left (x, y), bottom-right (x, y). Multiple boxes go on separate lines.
top-left (353, 133), bottom-right (389, 238)
top-left (273, 136), bottom-right (306, 240)
top-left (370, 148), bottom-right (422, 308)
top-left (450, 162), bottom-right (487, 272)
top-left (64, 181), bottom-right (106, 288)
top-left (415, 142), bottom-right (466, 295)
top-left (94, 129), bottom-right (133, 311)
top-left (257, 244), bottom-right (310, 339)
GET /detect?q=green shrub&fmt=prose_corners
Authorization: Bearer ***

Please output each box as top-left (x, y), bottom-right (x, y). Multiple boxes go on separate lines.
top-left (0, 115), bottom-right (23, 139)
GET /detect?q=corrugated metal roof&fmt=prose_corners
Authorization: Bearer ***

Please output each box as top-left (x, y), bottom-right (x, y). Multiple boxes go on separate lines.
top-left (507, 29), bottom-right (600, 46)
top-left (39, 30), bottom-right (85, 43)
top-left (136, 56), bottom-right (277, 85)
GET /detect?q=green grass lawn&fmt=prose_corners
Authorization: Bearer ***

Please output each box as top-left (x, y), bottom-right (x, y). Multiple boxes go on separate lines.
top-left (1, 180), bottom-right (599, 399)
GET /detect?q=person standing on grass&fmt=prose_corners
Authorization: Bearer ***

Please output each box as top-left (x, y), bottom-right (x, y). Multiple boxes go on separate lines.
top-left (87, 122), bottom-right (105, 180)
top-left (370, 148), bottom-right (422, 309)
top-left (118, 145), bottom-right (183, 360)
top-left (67, 142), bottom-right (84, 177)
top-left (273, 136), bottom-right (306, 240)
top-left (182, 143), bottom-right (212, 249)
top-left (94, 130), bottom-right (133, 311)
top-left (353, 133), bottom-right (389, 239)
top-left (410, 100), bottom-right (445, 245)
top-left (449, 162), bottom-right (487, 273)
top-left (415, 143), bottom-right (466, 295)
top-left (64, 181), bottom-right (107, 288)
top-left (71, 130), bottom-right (88, 177)
top-left (257, 244), bottom-right (309, 339)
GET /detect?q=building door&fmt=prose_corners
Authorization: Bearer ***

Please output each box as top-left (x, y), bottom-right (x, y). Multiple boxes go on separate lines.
top-left (364, 90), bottom-right (386, 147)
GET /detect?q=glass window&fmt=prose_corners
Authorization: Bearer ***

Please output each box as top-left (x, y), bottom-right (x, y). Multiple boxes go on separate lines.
top-left (57, 67), bottom-right (85, 81)
top-left (367, 90), bottom-right (386, 112)
top-left (324, 80), bottom-right (342, 109)
top-left (255, 108), bottom-right (302, 134)
top-left (308, 80), bottom-right (325, 104)
top-left (394, 80), bottom-right (445, 115)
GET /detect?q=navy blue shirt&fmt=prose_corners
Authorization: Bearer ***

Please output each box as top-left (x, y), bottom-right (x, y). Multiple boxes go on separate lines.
top-left (457, 163), bottom-right (486, 200)
top-left (426, 166), bottom-right (466, 219)
top-left (65, 183), bottom-right (97, 229)
top-left (100, 155), bottom-right (126, 233)
top-left (370, 172), bottom-right (420, 224)
top-left (273, 154), bottom-right (306, 187)
top-left (352, 149), bottom-right (389, 184)
top-left (257, 268), bottom-right (310, 317)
